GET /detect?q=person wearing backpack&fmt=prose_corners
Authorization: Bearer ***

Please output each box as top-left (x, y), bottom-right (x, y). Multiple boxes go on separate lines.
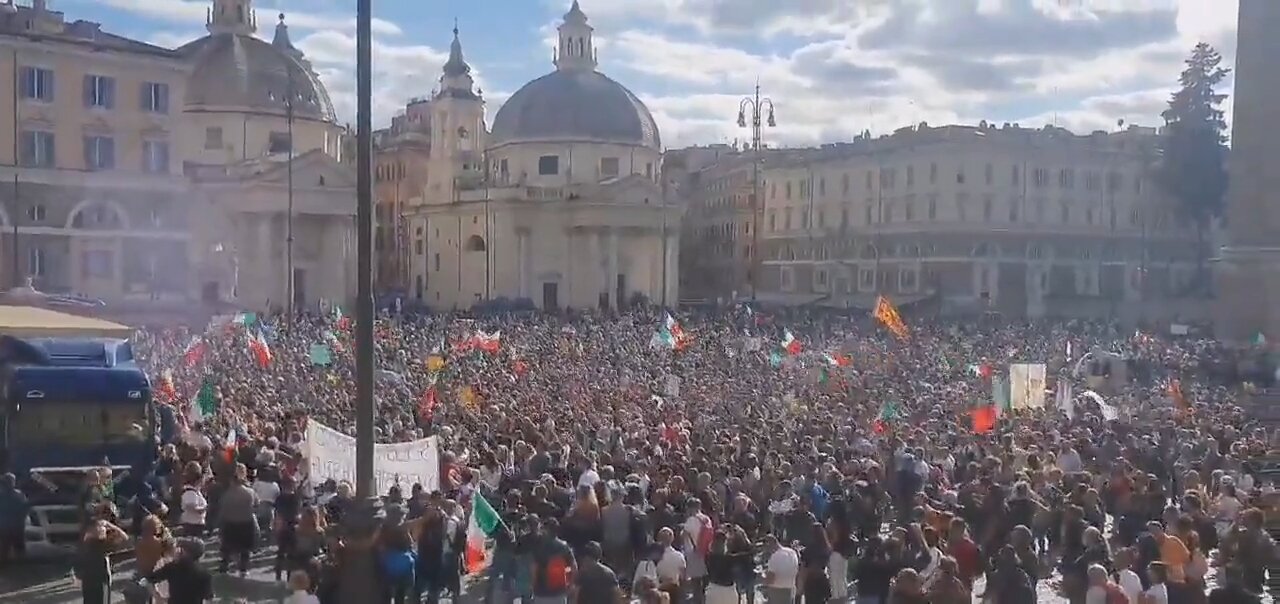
top-left (379, 523), bottom-right (417, 604)
top-left (530, 517), bottom-right (576, 604)
top-left (681, 497), bottom-right (713, 604)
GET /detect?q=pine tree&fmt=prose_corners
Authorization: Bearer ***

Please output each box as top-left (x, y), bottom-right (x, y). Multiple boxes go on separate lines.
top-left (1156, 42), bottom-right (1230, 293)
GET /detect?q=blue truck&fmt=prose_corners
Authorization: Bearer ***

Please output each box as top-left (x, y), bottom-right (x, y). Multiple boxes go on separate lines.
top-left (0, 335), bottom-right (155, 550)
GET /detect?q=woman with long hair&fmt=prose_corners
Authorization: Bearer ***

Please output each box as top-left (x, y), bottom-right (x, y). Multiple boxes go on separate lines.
top-left (800, 521), bottom-right (832, 603)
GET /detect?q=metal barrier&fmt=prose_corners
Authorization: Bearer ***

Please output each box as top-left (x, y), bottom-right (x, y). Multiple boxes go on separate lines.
top-left (24, 504), bottom-right (81, 550)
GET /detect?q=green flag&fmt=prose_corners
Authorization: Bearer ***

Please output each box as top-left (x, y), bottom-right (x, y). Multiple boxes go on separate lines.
top-left (189, 377), bottom-right (216, 423)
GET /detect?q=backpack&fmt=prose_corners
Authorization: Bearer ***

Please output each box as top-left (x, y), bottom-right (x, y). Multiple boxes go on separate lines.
top-left (380, 549), bottom-right (415, 580)
top-left (694, 514), bottom-right (714, 557)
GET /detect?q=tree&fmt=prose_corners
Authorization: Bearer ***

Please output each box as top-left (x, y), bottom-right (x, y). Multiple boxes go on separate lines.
top-left (1156, 42), bottom-right (1230, 294)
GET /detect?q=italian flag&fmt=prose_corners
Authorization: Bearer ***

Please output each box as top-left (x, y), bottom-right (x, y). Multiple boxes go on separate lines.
top-left (781, 330), bottom-right (802, 356)
top-left (465, 492), bottom-right (502, 574)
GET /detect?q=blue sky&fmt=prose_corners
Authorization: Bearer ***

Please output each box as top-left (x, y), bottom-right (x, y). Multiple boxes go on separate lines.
top-left (55, 0), bottom-right (1239, 148)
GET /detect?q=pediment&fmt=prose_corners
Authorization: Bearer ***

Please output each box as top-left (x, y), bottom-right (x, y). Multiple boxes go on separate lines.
top-left (237, 149), bottom-right (357, 189)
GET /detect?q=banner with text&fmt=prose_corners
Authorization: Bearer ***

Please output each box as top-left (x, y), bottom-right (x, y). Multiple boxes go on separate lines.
top-left (1009, 363), bottom-right (1047, 410)
top-left (304, 420), bottom-right (439, 495)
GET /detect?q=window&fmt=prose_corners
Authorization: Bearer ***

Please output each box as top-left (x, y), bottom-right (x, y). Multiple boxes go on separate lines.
top-left (780, 266), bottom-right (795, 292)
top-left (537, 155), bottom-right (559, 175)
top-left (415, 239), bottom-right (424, 255)
top-left (983, 196), bottom-right (993, 221)
top-left (818, 177), bottom-right (826, 197)
top-left (783, 208), bottom-right (792, 230)
top-left (927, 195), bottom-right (938, 220)
top-left (929, 163), bottom-right (938, 184)
top-left (865, 171), bottom-right (873, 190)
top-left (83, 136), bottom-right (115, 170)
top-left (268, 132), bottom-right (292, 154)
top-left (204, 127), bottom-right (224, 150)
top-left (956, 167), bottom-right (966, 184)
top-left (27, 248), bottom-right (44, 277)
top-left (600, 157), bottom-right (619, 178)
top-left (840, 207), bottom-right (849, 228)
top-left (142, 140), bottom-right (169, 174)
top-left (1059, 169), bottom-right (1075, 189)
top-left (645, 163), bottom-right (653, 179)
top-left (906, 165), bottom-right (915, 187)
top-left (83, 74), bottom-right (115, 109)
top-left (1085, 172), bottom-right (1101, 191)
top-left (19, 130), bottom-right (54, 168)
top-left (81, 250), bottom-right (113, 279)
top-left (898, 268), bottom-right (918, 292)
top-left (433, 253), bottom-right (441, 272)
top-left (141, 82), bottom-right (169, 113)
top-left (816, 209), bottom-right (825, 229)
top-left (1009, 198), bottom-right (1020, 222)
top-left (1033, 168), bottom-right (1048, 188)
top-left (957, 193), bottom-right (969, 221)
top-left (904, 200), bottom-right (915, 221)
top-left (19, 66), bottom-right (54, 102)
top-left (859, 268), bottom-right (875, 291)
top-left (865, 204), bottom-right (873, 224)
top-left (785, 182), bottom-right (792, 199)
top-left (26, 204), bottom-right (45, 222)
top-left (768, 211), bottom-right (776, 231)
top-left (984, 163), bottom-right (994, 185)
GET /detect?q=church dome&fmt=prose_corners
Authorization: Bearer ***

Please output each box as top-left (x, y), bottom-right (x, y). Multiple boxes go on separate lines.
top-left (490, 70), bottom-right (660, 150)
top-left (178, 28), bottom-right (335, 122)
top-left (489, 1), bottom-right (660, 150)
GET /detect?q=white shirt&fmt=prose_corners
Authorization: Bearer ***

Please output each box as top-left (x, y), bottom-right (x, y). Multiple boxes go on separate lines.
top-left (179, 488), bottom-right (207, 525)
top-left (1118, 569), bottom-right (1143, 603)
top-left (1142, 583), bottom-right (1169, 604)
top-left (1085, 585), bottom-right (1109, 604)
top-left (284, 591), bottom-right (320, 604)
top-left (577, 468), bottom-right (600, 489)
top-left (656, 546), bottom-right (685, 584)
top-left (682, 513), bottom-right (709, 553)
top-left (766, 546), bottom-right (800, 590)
top-left (252, 480), bottom-right (280, 504)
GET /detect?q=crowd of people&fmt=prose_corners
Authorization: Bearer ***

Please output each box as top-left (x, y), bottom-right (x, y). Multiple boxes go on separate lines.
top-left (25, 305), bottom-right (1280, 602)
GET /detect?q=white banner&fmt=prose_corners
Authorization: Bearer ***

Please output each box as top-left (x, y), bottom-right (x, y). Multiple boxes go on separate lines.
top-left (304, 420), bottom-right (439, 495)
top-left (1009, 363), bottom-right (1047, 409)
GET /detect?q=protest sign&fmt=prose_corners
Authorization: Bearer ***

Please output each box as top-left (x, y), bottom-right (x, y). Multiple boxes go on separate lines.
top-left (304, 420), bottom-right (439, 494)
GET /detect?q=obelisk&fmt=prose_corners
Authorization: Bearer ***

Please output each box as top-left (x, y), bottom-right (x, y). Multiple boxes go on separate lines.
top-left (1215, 0), bottom-right (1280, 342)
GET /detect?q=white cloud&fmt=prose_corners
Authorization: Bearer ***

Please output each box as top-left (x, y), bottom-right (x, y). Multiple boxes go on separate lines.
top-left (89, 0), bottom-right (404, 36)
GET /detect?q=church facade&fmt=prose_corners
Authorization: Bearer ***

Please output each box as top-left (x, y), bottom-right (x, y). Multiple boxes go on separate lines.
top-left (405, 2), bottom-right (683, 310)
top-left (0, 0), bottom-right (356, 315)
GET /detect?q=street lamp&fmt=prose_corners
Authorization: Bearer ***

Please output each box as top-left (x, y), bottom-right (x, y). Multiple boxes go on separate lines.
top-left (737, 84), bottom-right (775, 301)
top-left (339, 0), bottom-right (380, 599)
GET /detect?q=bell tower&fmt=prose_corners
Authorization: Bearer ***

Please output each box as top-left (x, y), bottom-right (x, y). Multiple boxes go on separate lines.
top-left (428, 24), bottom-right (486, 204)
top-left (553, 1), bottom-right (596, 72)
top-left (207, 0), bottom-right (256, 35)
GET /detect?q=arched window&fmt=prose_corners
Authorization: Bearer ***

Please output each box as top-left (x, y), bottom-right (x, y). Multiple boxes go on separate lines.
top-left (464, 235), bottom-right (486, 252)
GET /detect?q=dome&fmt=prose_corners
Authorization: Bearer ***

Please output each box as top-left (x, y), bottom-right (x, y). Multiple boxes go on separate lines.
top-left (178, 32), bottom-right (336, 122)
top-left (490, 69), bottom-right (661, 150)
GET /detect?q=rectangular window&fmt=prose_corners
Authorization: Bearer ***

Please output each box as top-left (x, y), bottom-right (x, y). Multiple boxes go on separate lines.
top-left (142, 140), bottom-right (169, 174)
top-left (27, 248), bottom-right (44, 277)
top-left (268, 132), bottom-right (292, 154)
top-left (19, 67), bottom-right (54, 101)
top-left (205, 127), bottom-right (224, 150)
top-left (984, 163), bottom-right (994, 185)
top-left (26, 204), bottom-right (45, 222)
top-left (141, 82), bottom-right (169, 113)
top-left (600, 157), bottom-right (619, 178)
top-left (906, 165), bottom-right (915, 187)
top-left (537, 155), bottom-right (559, 175)
top-left (645, 162), bottom-right (653, 179)
top-left (783, 208), bottom-right (792, 230)
top-left (83, 74), bottom-right (116, 109)
top-left (19, 130), bottom-right (55, 168)
top-left (83, 136), bottom-right (115, 170)
top-left (433, 253), bottom-right (441, 272)
top-left (929, 163), bottom-right (938, 184)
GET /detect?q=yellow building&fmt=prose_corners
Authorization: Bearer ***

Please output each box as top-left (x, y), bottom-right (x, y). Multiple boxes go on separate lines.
top-left (0, 0), bottom-right (356, 313)
top-left (373, 97), bottom-right (433, 292)
top-left (754, 123), bottom-right (1202, 320)
top-left (405, 3), bottom-right (682, 310)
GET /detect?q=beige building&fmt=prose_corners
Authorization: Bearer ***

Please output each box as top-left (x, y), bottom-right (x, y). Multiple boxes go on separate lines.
top-left (373, 98), bottom-right (433, 292)
top-left (406, 2), bottom-right (682, 310)
top-left (755, 123), bottom-right (1202, 320)
top-left (1216, 0), bottom-right (1280, 342)
top-left (0, 0), bottom-right (356, 315)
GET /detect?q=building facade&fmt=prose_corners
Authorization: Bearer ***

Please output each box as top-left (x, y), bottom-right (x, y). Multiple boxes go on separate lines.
top-left (754, 123), bottom-right (1200, 319)
top-left (1216, 0), bottom-right (1280, 342)
top-left (374, 98), bottom-right (432, 292)
top-left (405, 2), bottom-right (682, 310)
top-left (0, 0), bottom-right (356, 314)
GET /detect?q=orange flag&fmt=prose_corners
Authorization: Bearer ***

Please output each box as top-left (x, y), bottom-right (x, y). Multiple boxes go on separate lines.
top-left (971, 406), bottom-right (997, 434)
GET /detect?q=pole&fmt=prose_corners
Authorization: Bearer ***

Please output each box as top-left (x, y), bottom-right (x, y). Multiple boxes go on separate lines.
top-left (661, 190), bottom-right (668, 307)
top-left (340, 0), bottom-right (381, 598)
top-left (11, 46), bottom-right (19, 287)
top-left (285, 64), bottom-right (295, 322)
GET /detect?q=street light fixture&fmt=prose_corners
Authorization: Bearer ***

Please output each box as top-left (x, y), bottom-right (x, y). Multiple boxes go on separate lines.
top-left (738, 84), bottom-right (775, 301)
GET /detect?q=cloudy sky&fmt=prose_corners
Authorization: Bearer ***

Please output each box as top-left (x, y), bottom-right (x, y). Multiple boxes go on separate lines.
top-left (57, 0), bottom-right (1239, 148)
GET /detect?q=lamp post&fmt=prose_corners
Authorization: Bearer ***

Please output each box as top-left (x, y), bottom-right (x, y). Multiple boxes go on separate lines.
top-left (339, 0), bottom-right (381, 598)
top-left (737, 84), bottom-right (775, 302)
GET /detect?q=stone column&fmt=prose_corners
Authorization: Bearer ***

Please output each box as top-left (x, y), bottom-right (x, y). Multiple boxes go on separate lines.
top-left (517, 229), bottom-right (529, 298)
top-left (593, 229), bottom-right (604, 303)
top-left (664, 233), bottom-right (678, 306)
top-left (257, 215), bottom-right (275, 310)
top-left (607, 228), bottom-right (619, 309)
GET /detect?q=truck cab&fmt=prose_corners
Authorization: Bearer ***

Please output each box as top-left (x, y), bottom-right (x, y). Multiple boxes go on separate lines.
top-left (0, 335), bottom-right (153, 551)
